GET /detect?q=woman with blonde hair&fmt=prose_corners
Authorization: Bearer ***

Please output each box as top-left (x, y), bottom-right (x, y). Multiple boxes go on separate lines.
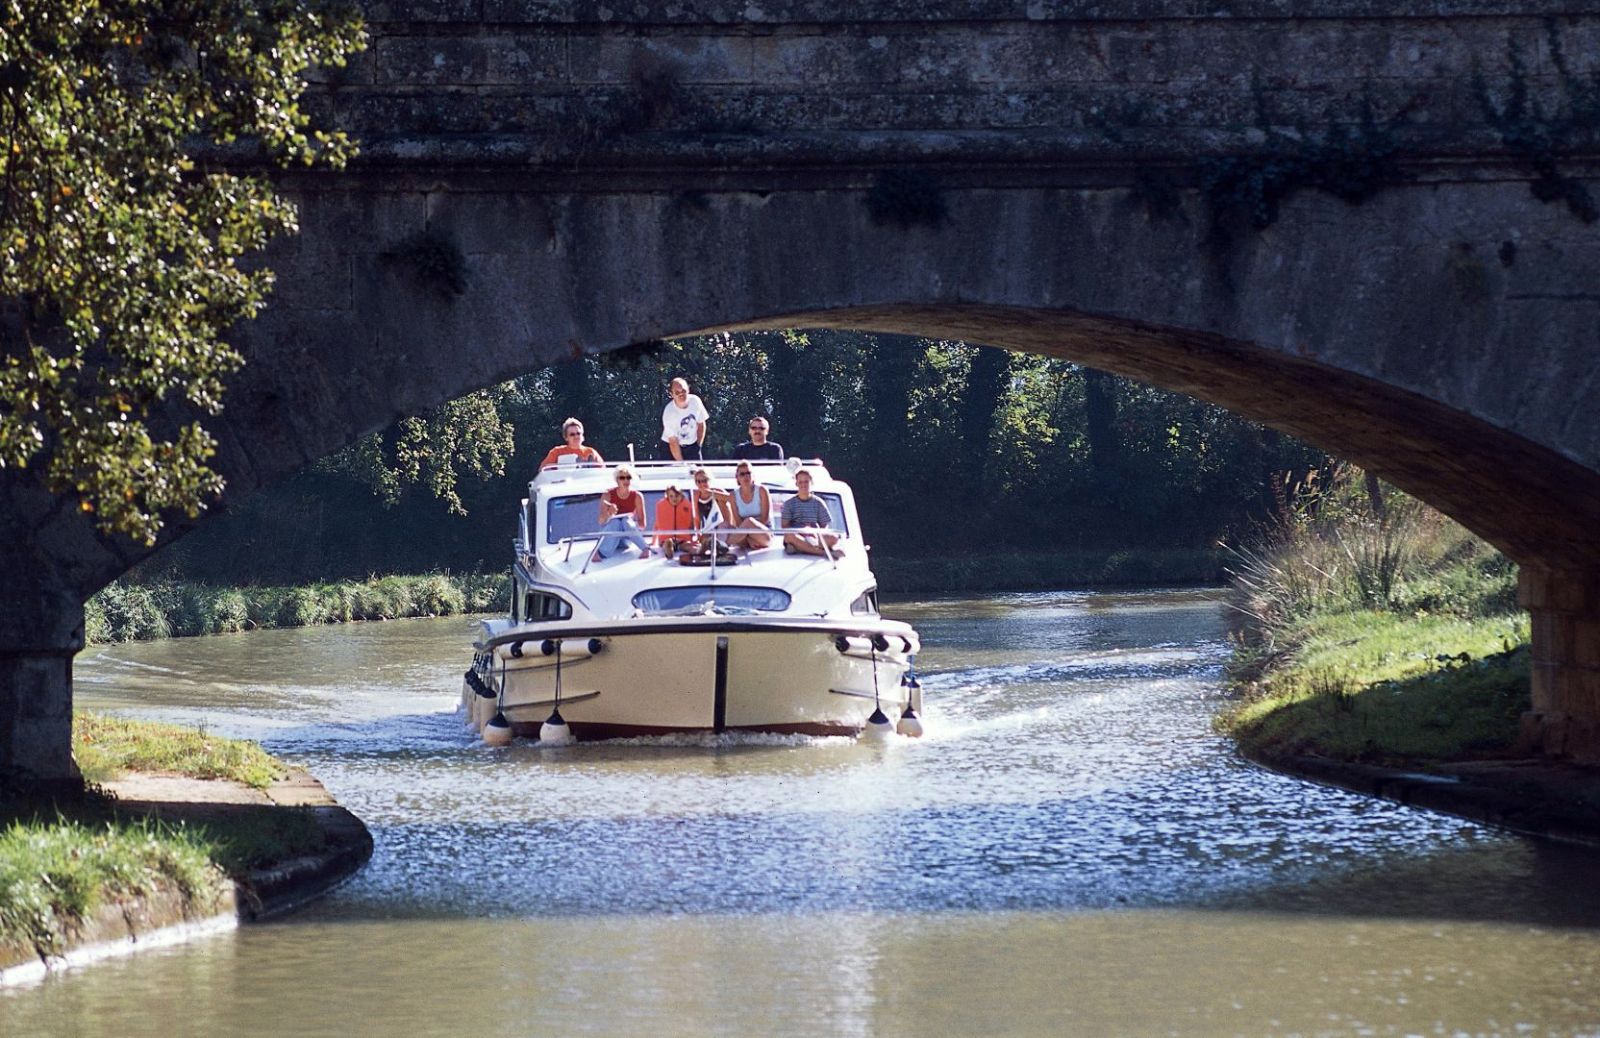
top-left (687, 467), bottom-right (731, 555)
top-left (724, 461), bottom-right (772, 551)
top-left (593, 465), bottom-right (652, 561)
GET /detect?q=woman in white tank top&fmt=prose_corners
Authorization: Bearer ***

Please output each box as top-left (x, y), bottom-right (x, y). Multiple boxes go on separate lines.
top-left (725, 462), bottom-right (772, 551)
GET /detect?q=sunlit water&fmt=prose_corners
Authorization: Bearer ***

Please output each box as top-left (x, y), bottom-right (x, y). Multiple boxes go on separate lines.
top-left (6, 589), bottom-right (1600, 1036)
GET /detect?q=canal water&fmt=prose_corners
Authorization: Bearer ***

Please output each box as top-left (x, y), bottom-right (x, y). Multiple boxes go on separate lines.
top-left (6, 589), bottom-right (1600, 1036)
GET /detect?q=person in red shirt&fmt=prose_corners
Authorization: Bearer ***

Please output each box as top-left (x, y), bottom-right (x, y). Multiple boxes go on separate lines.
top-left (540, 417), bottom-right (604, 470)
top-left (654, 483), bottom-right (694, 555)
top-left (594, 465), bottom-right (652, 561)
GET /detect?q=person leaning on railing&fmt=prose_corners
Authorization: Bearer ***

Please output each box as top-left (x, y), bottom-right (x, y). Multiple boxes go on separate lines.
top-left (593, 465), bottom-right (654, 562)
top-left (540, 417), bottom-right (604, 469)
top-left (658, 377), bottom-right (708, 462)
top-left (781, 468), bottom-right (843, 556)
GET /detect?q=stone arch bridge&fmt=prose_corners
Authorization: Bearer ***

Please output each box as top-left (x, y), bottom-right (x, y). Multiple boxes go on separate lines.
top-left (4, 1), bottom-right (1600, 782)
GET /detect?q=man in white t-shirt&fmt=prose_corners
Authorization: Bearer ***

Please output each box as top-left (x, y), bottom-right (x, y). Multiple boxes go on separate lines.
top-left (659, 377), bottom-right (709, 461)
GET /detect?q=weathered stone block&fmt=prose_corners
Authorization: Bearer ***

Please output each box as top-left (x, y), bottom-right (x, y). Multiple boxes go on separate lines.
top-left (365, 0), bottom-right (483, 23)
top-left (484, 36), bottom-right (569, 84)
top-left (375, 36), bottom-right (491, 86)
top-left (571, 35), bottom-right (754, 85)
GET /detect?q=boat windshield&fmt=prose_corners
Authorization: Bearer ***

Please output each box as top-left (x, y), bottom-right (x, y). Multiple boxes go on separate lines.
top-left (632, 586), bottom-right (792, 615)
top-left (547, 490), bottom-right (849, 544)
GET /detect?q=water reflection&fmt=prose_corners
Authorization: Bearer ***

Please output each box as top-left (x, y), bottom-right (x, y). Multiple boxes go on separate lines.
top-left (4, 589), bottom-right (1598, 1037)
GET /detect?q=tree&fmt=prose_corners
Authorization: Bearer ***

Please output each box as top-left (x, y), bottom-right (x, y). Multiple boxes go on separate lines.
top-left (316, 387), bottom-right (517, 516)
top-left (958, 344), bottom-right (1011, 496)
top-left (0, 0), bottom-right (364, 544)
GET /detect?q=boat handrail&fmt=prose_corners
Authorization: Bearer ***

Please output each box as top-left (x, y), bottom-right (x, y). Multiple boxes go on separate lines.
top-left (538, 458), bottom-right (816, 472)
top-left (552, 525), bottom-right (846, 543)
top-left (553, 524), bottom-right (848, 575)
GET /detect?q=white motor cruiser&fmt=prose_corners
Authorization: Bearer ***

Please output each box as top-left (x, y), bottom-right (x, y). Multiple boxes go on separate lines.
top-left (461, 457), bottom-right (923, 744)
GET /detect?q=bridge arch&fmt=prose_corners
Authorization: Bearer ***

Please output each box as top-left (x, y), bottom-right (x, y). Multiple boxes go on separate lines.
top-left (4, 3), bottom-right (1600, 780)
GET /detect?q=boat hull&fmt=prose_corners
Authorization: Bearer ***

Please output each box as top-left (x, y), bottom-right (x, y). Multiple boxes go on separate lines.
top-left (462, 623), bottom-right (920, 740)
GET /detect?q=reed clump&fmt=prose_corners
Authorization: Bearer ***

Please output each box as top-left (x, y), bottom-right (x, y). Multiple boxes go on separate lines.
top-left (1219, 466), bottom-right (1528, 764)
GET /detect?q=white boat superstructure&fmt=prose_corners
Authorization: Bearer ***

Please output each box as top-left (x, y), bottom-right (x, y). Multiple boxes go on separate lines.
top-left (460, 458), bottom-right (923, 743)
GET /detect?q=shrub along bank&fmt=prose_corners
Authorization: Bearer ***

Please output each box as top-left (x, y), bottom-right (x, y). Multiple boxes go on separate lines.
top-left (1219, 471), bottom-right (1531, 765)
top-left (0, 715), bottom-right (329, 962)
top-left (86, 572), bottom-right (510, 645)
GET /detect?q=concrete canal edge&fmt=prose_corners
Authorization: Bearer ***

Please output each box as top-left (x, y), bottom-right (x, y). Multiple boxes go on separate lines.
top-left (0, 769), bottom-right (372, 985)
top-left (1242, 747), bottom-right (1600, 850)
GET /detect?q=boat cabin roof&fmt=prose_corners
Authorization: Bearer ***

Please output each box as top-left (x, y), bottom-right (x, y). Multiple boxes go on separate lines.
top-left (515, 457), bottom-right (876, 623)
top-left (530, 457), bottom-right (838, 495)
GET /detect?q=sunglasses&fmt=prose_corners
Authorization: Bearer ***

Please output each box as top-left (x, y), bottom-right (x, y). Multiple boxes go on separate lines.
top-left (617, 475), bottom-right (632, 481)
top-left (695, 480), bottom-right (708, 486)
top-left (737, 471), bottom-right (751, 477)
top-left (748, 425), bottom-right (764, 430)
top-left (566, 431), bottom-right (582, 438)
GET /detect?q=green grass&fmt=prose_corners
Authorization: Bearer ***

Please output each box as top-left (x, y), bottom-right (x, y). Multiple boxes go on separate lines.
top-left (1222, 610), bottom-right (1530, 763)
top-left (1220, 475), bottom-right (1533, 766)
top-left (85, 571), bottom-right (511, 645)
top-left (0, 812), bottom-right (224, 956)
top-left (1, 716), bottom-right (334, 958)
top-left (73, 712), bottom-right (286, 790)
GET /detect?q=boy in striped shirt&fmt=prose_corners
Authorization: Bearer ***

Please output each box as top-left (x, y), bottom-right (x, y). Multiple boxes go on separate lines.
top-left (781, 470), bottom-right (843, 556)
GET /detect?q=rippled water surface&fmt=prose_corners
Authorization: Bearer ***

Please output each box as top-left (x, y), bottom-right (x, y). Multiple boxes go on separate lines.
top-left (6, 589), bottom-right (1600, 1036)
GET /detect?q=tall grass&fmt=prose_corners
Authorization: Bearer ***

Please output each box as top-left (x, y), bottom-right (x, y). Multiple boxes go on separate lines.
top-left (85, 571), bottom-right (511, 646)
top-left (1223, 469), bottom-right (1518, 676)
top-left (1220, 466), bottom-right (1529, 763)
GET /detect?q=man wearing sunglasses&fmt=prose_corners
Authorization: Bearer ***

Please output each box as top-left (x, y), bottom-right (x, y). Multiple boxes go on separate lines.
top-left (732, 416), bottom-right (785, 461)
top-left (539, 417), bottom-right (605, 470)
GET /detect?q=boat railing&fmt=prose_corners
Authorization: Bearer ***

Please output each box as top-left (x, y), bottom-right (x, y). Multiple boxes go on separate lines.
top-left (536, 457), bottom-right (823, 479)
top-left (556, 523), bottom-right (846, 576)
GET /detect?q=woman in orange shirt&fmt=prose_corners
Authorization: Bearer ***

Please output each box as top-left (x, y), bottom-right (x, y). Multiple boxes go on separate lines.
top-left (540, 417), bottom-right (604, 470)
top-left (654, 483), bottom-right (694, 555)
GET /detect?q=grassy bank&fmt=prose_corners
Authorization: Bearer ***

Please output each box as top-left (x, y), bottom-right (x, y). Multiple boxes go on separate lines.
top-left (1, 715), bottom-right (327, 958)
top-left (1220, 473), bottom-right (1531, 765)
top-left (87, 571), bottom-right (510, 645)
top-left (74, 713), bottom-right (286, 789)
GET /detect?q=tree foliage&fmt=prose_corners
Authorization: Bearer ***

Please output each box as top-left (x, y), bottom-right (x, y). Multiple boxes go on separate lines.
top-left (161, 330), bottom-right (1331, 583)
top-left (0, 0), bottom-right (363, 543)
top-left (317, 388), bottom-right (517, 516)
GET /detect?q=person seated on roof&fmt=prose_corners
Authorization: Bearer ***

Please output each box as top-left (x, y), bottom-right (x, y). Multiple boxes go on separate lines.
top-left (724, 461), bottom-right (773, 551)
top-left (653, 482), bottom-right (695, 556)
top-left (540, 417), bottom-right (604, 470)
top-left (686, 467), bottom-right (732, 555)
top-left (593, 465), bottom-right (653, 561)
top-left (732, 415), bottom-right (785, 461)
top-left (781, 468), bottom-right (843, 557)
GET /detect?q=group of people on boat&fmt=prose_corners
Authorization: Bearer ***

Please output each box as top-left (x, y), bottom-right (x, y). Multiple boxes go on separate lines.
top-left (537, 377), bottom-right (784, 471)
top-left (538, 377), bottom-right (839, 564)
top-left (591, 462), bottom-right (840, 563)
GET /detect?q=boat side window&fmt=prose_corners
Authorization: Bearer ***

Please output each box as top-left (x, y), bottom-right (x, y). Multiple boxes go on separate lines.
top-left (768, 491), bottom-right (849, 535)
top-left (850, 588), bottom-right (879, 616)
top-left (524, 591), bottom-right (573, 620)
top-left (546, 493), bottom-right (602, 544)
